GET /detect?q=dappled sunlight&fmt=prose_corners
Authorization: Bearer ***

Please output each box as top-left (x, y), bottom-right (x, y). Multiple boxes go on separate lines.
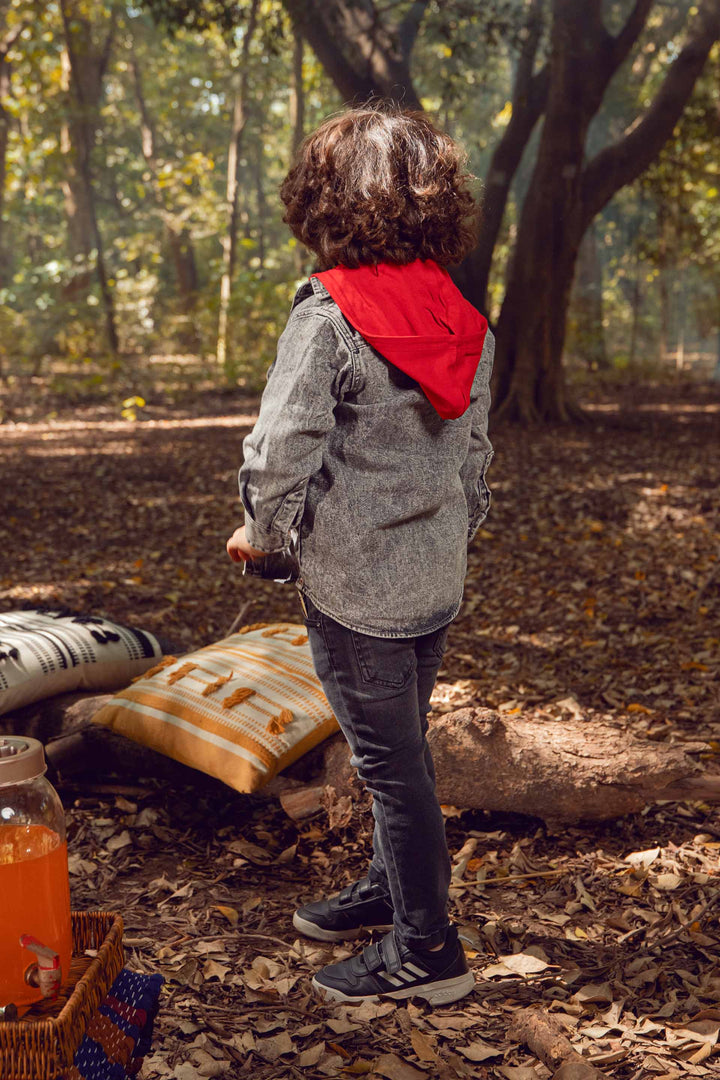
top-left (0, 414), bottom-right (259, 438)
top-left (587, 401), bottom-right (720, 416)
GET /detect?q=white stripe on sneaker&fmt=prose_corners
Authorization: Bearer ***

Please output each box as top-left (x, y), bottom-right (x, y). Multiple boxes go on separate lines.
top-left (402, 962), bottom-right (429, 978)
top-left (384, 965), bottom-right (430, 984)
top-left (381, 973), bottom-right (405, 987)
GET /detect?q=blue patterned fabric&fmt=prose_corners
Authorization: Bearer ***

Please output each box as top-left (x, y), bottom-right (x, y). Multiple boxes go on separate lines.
top-left (72, 968), bottom-right (164, 1080)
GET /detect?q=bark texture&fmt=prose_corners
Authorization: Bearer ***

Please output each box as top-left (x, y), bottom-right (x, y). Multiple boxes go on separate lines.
top-left (0, 18), bottom-right (23, 288)
top-left (569, 222), bottom-right (608, 370)
top-left (279, 708), bottom-right (717, 824)
top-left (216, 0), bottom-right (260, 373)
top-left (509, 1008), bottom-right (607, 1078)
top-left (59, 0), bottom-right (119, 354)
top-left (458, 0), bottom-right (548, 313)
top-left (282, 0), bottom-right (423, 108)
top-left (130, 39), bottom-right (199, 332)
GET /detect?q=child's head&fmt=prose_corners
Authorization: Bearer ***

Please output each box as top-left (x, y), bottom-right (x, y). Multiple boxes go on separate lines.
top-left (280, 107), bottom-right (479, 271)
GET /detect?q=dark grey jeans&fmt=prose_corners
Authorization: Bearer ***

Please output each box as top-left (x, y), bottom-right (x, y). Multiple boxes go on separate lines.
top-left (302, 595), bottom-right (452, 951)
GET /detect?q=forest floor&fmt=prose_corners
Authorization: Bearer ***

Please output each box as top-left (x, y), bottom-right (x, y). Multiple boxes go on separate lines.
top-left (0, 376), bottom-right (719, 1080)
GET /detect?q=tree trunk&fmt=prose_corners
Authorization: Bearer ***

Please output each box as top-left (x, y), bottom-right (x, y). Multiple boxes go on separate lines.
top-left (656, 200), bottom-right (670, 363)
top-left (253, 129), bottom-right (266, 272)
top-left (570, 221), bottom-right (608, 371)
top-left (59, 1), bottom-right (119, 355)
top-left (216, 0), bottom-right (260, 375)
top-left (275, 708), bottom-right (718, 827)
top-left (289, 20), bottom-right (307, 273)
top-left (282, 0), bottom-right (425, 108)
top-left (0, 15), bottom-right (21, 288)
top-left (628, 260), bottom-right (642, 368)
top-left (492, 0), bottom-right (720, 422)
top-left (459, 0), bottom-right (547, 314)
top-left (676, 277), bottom-right (687, 370)
top-left (60, 52), bottom-right (94, 279)
top-left (289, 22), bottom-right (305, 159)
top-left (130, 40), bottom-right (199, 343)
top-left (0, 71), bottom-right (9, 289)
top-left (493, 1), bottom-right (605, 421)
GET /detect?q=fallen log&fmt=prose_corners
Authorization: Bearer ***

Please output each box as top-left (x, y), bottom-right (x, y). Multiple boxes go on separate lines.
top-left (2, 698), bottom-right (717, 823)
top-left (278, 707), bottom-right (719, 824)
top-left (509, 1007), bottom-right (607, 1079)
top-left (0, 691), bottom-right (214, 789)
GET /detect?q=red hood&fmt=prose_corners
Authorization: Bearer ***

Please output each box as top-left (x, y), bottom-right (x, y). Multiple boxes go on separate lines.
top-left (313, 260), bottom-right (487, 419)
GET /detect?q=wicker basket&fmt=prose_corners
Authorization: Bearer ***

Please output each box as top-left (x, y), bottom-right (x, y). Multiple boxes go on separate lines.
top-left (0, 911), bottom-right (124, 1080)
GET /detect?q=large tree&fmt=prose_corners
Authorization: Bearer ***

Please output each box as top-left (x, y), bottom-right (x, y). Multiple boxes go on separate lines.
top-left (0, 7), bottom-right (24, 288)
top-left (216, 0), bottom-right (260, 372)
top-left (492, 0), bottom-right (720, 420)
top-left (59, 0), bottom-right (120, 354)
top-left (129, 32), bottom-right (200, 328)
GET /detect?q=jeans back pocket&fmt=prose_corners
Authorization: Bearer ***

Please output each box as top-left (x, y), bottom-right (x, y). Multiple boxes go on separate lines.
top-left (351, 632), bottom-right (416, 688)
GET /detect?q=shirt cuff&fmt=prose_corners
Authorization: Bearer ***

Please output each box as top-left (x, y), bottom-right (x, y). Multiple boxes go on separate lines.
top-left (242, 510), bottom-right (288, 554)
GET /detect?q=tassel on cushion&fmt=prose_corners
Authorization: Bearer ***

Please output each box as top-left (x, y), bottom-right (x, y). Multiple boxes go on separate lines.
top-left (167, 662), bottom-right (197, 684)
top-left (267, 708), bottom-right (294, 735)
top-left (201, 673), bottom-right (233, 697)
top-left (221, 687), bottom-right (256, 709)
top-left (131, 657), bottom-right (178, 682)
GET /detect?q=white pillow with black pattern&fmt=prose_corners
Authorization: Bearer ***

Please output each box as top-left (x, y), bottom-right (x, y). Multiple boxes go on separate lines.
top-left (0, 609), bottom-right (163, 716)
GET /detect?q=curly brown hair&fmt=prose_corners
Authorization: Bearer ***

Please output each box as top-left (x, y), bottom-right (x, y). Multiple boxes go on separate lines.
top-left (280, 107), bottom-right (480, 270)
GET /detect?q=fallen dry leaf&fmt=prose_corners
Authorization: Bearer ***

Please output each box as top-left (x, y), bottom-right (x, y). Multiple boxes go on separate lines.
top-left (214, 904), bottom-right (239, 926)
top-left (481, 952), bottom-right (553, 978)
top-left (457, 1038), bottom-right (503, 1061)
top-left (373, 1052), bottom-right (426, 1080)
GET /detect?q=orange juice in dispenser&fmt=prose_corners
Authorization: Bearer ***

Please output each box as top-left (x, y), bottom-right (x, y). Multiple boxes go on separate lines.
top-left (0, 737), bottom-right (72, 1017)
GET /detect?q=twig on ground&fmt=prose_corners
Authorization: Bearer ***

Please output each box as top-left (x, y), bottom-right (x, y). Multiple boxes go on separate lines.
top-left (226, 602), bottom-right (253, 637)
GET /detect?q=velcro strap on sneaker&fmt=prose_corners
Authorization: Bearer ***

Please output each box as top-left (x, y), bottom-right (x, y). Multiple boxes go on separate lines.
top-left (338, 884), bottom-right (355, 905)
top-left (361, 942), bottom-right (383, 973)
top-left (379, 931), bottom-right (402, 975)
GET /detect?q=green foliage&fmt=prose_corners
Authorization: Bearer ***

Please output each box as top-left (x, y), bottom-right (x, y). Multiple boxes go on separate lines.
top-left (139, 0), bottom-right (259, 35)
top-left (0, 0), bottom-right (717, 398)
top-left (192, 264), bottom-right (299, 389)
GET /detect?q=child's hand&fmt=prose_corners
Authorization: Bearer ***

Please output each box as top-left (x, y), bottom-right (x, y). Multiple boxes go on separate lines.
top-left (226, 526), bottom-right (268, 563)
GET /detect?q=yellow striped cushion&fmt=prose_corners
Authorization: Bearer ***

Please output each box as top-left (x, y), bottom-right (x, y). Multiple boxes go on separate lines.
top-left (91, 623), bottom-right (338, 793)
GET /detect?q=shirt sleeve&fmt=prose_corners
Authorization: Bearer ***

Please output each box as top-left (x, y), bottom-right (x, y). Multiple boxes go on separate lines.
top-left (238, 309), bottom-right (354, 553)
top-left (460, 330), bottom-right (494, 544)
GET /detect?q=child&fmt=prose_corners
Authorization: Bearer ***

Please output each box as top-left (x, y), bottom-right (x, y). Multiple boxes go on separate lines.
top-left (227, 107), bottom-right (493, 1005)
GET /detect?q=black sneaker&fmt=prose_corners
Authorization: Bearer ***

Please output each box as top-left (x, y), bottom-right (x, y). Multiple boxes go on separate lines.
top-left (311, 926), bottom-right (475, 1005)
top-left (293, 878), bottom-right (394, 942)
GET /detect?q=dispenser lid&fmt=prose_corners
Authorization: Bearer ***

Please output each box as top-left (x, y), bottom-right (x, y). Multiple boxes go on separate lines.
top-left (0, 737), bottom-right (47, 786)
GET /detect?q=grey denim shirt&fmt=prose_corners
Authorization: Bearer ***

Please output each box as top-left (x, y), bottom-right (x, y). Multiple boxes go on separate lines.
top-left (238, 276), bottom-right (494, 638)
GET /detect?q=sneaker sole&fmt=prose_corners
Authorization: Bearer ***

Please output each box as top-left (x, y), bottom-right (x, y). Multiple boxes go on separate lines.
top-left (293, 913), bottom-right (393, 942)
top-left (311, 970), bottom-right (476, 1006)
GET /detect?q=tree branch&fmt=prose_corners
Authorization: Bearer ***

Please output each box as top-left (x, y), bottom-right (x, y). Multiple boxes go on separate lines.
top-left (282, 0), bottom-right (421, 108)
top-left (581, 0), bottom-right (720, 228)
top-left (396, 0), bottom-right (429, 63)
top-left (514, 0), bottom-right (544, 100)
top-left (99, 3), bottom-right (120, 80)
top-left (610, 0), bottom-right (656, 72)
top-left (458, 0), bottom-right (548, 311)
